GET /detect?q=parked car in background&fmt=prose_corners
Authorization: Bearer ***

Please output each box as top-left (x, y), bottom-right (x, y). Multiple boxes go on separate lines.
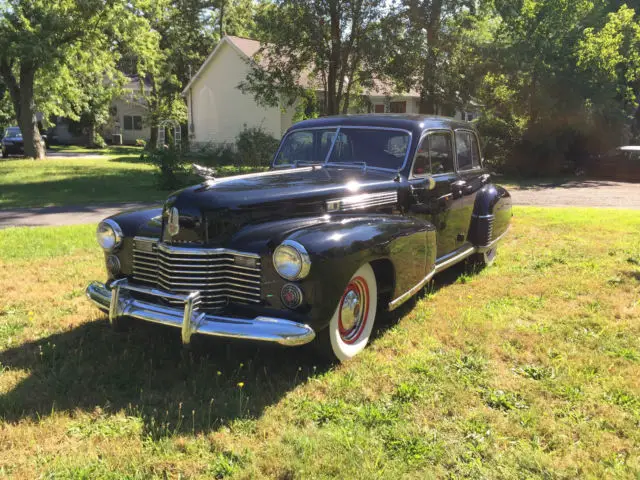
top-left (588, 145), bottom-right (640, 182)
top-left (1, 126), bottom-right (48, 157)
top-left (86, 114), bottom-right (512, 362)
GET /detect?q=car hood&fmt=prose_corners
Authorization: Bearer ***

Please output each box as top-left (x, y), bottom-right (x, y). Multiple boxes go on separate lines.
top-left (162, 166), bottom-right (403, 245)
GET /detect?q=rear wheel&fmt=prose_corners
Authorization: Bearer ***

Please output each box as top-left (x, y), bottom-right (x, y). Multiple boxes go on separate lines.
top-left (315, 263), bottom-right (378, 362)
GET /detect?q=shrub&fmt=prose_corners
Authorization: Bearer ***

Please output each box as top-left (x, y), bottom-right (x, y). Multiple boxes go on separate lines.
top-left (145, 146), bottom-right (186, 189)
top-left (135, 138), bottom-right (147, 148)
top-left (235, 126), bottom-right (280, 167)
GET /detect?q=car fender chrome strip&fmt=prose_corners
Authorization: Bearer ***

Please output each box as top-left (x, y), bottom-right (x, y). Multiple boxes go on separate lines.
top-left (388, 268), bottom-right (436, 311)
top-left (326, 191), bottom-right (398, 212)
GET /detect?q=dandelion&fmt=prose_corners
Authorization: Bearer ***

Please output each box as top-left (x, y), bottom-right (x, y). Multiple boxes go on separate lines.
top-left (237, 382), bottom-right (244, 388)
top-left (239, 362), bottom-right (244, 368)
top-left (28, 311), bottom-right (34, 316)
top-left (216, 371), bottom-right (222, 376)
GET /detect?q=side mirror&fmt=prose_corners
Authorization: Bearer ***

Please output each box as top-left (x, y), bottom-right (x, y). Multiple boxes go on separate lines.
top-left (191, 163), bottom-right (217, 180)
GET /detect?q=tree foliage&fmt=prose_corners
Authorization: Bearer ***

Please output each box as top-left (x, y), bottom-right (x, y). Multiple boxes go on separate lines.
top-left (240, 0), bottom-right (392, 115)
top-left (0, 0), bottom-right (157, 158)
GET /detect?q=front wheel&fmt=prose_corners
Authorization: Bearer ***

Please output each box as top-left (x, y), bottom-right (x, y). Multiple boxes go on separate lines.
top-left (315, 263), bottom-right (378, 362)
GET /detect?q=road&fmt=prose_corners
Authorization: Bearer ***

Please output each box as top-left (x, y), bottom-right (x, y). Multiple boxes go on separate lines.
top-left (0, 179), bottom-right (638, 228)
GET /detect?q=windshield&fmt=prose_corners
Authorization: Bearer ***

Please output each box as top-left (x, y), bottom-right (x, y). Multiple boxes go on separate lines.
top-left (273, 127), bottom-right (411, 170)
top-left (5, 127), bottom-right (21, 138)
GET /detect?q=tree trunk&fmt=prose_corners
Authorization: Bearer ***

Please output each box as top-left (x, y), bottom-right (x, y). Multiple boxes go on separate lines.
top-left (149, 126), bottom-right (158, 150)
top-left (419, 0), bottom-right (442, 115)
top-left (17, 63), bottom-right (45, 159)
top-left (219, 0), bottom-right (226, 37)
top-left (327, 1), bottom-right (341, 115)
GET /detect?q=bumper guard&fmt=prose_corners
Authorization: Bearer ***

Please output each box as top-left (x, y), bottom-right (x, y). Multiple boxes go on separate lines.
top-left (86, 279), bottom-right (315, 346)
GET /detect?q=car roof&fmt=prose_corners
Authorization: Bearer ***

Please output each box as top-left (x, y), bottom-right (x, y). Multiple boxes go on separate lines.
top-left (288, 114), bottom-right (474, 136)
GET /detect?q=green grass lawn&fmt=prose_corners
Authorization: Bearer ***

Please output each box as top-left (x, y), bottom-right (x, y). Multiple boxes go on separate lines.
top-left (0, 151), bottom-right (263, 209)
top-left (0, 207), bottom-right (639, 478)
top-left (47, 145), bottom-right (145, 156)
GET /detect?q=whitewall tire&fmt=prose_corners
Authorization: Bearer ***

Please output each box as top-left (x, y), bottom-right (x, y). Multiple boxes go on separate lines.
top-left (317, 263), bottom-right (378, 362)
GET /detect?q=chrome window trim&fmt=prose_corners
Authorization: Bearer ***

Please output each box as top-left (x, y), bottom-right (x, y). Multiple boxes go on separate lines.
top-left (408, 129), bottom-right (454, 179)
top-left (273, 125), bottom-right (413, 173)
top-left (454, 128), bottom-right (483, 172)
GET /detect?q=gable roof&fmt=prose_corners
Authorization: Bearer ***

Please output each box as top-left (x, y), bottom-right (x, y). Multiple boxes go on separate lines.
top-left (181, 36), bottom-right (260, 95)
top-left (181, 35), bottom-right (420, 100)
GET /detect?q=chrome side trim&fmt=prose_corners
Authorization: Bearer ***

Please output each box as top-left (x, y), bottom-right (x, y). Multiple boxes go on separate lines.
top-left (434, 246), bottom-right (476, 273)
top-left (327, 191), bottom-right (398, 212)
top-left (86, 280), bottom-right (315, 346)
top-left (388, 268), bottom-right (436, 311)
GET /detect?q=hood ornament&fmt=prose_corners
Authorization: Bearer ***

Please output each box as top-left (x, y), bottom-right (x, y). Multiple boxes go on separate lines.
top-left (167, 207), bottom-right (180, 236)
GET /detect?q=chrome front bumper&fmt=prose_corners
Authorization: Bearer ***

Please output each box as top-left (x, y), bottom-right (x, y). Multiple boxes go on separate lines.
top-left (86, 279), bottom-right (315, 346)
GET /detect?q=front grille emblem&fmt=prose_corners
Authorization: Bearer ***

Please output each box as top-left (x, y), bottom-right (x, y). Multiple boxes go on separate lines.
top-left (167, 207), bottom-right (180, 236)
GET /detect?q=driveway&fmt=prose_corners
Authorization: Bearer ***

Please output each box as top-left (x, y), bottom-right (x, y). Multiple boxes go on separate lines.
top-left (0, 202), bottom-right (160, 229)
top-left (507, 179), bottom-right (640, 209)
top-left (0, 179), bottom-right (638, 229)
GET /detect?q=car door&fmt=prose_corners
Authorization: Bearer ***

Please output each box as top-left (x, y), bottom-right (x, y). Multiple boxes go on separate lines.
top-left (408, 129), bottom-right (466, 258)
top-left (453, 129), bottom-right (490, 240)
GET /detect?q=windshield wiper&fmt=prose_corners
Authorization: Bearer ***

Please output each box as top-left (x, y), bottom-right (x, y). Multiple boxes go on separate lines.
top-left (293, 160), bottom-right (324, 167)
top-left (325, 161), bottom-right (368, 172)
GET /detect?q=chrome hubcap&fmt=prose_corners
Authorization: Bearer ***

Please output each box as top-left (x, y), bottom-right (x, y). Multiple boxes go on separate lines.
top-left (338, 276), bottom-right (370, 343)
top-left (340, 290), bottom-right (361, 331)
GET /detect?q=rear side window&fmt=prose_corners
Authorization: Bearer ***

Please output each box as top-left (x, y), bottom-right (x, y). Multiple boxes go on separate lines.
top-left (455, 131), bottom-right (481, 170)
top-left (412, 131), bottom-right (454, 176)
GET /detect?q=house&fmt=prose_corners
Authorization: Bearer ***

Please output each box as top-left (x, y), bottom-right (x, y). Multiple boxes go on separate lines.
top-left (183, 35), bottom-right (480, 148)
top-left (49, 76), bottom-right (152, 146)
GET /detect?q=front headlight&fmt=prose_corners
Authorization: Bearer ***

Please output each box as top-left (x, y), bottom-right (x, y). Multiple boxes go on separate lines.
top-left (96, 219), bottom-right (123, 251)
top-left (273, 240), bottom-right (311, 280)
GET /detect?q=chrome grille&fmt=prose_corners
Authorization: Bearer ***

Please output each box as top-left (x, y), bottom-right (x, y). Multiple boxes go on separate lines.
top-left (132, 237), bottom-right (261, 310)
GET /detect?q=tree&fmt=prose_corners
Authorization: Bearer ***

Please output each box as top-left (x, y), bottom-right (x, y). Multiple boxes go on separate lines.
top-left (0, 0), bottom-right (156, 159)
top-left (240, 0), bottom-right (390, 115)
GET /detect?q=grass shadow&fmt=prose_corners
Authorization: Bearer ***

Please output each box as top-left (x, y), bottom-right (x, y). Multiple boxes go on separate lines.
top-left (0, 318), bottom-right (328, 437)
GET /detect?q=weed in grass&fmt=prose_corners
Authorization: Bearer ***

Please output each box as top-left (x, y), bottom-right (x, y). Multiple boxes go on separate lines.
top-left (514, 364), bottom-right (554, 381)
top-left (483, 389), bottom-right (529, 411)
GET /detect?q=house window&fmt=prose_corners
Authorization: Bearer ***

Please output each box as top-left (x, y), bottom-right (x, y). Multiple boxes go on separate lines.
top-left (390, 101), bottom-right (406, 113)
top-left (374, 104), bottom-right (385, 113)
top-left (124, 115), bottom-right (143, 131)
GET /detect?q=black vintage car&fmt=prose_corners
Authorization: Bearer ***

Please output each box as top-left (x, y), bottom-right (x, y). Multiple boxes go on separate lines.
top-left (87, 115), bottom-right (511, 362)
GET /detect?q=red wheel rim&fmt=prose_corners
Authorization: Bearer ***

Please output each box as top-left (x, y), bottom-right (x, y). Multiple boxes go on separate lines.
top-left (338, 276), bottom-right (370, 344)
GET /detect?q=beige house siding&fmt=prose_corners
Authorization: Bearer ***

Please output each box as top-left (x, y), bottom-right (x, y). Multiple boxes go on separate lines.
top-left (111, 96), bottom-right (151, 145)
top-left (188, 41), bottom-right (283, 146)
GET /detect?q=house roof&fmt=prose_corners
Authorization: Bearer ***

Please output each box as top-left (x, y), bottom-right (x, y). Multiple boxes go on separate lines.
top-left (181, 35), bottom-right (420, 100)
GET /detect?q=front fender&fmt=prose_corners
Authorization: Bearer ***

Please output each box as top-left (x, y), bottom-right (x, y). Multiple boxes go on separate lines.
top-left (272, 214), bottom-right (436, 330)
top-left (468, 185), bottom-right (512, 246)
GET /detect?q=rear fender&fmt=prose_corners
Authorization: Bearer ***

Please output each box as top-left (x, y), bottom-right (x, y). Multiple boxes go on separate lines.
top-left (468, 185), bottom-right (512, 246)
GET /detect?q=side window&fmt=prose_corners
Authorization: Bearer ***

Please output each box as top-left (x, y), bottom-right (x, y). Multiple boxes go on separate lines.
top-left (456, 131), bottom-right (481, 170)
top-left (412, 132), bottom-right (454, 176)
top-left (429, 132), bottom-right (454, 174)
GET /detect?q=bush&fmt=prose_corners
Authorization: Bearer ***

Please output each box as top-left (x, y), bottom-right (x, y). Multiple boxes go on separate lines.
top-left (135, 138), bottom-right (147, 148)
top-left (186, 126), bottom-right (279, 168)
top-left (144, 146), bottom-right (186, 189)
top-left (235, 126), bottom-right (280, 167)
